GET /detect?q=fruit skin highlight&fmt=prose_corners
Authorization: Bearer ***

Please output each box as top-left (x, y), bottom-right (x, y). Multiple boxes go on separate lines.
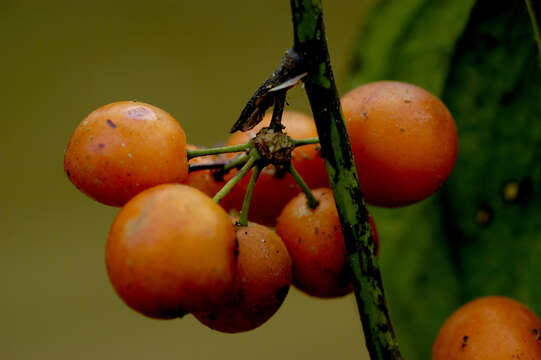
top-left (105, 184), bottom-right (236, 319)
top-left (226, 110), bottom-right (328, 226)
top-left (342, 81), bottom-right (458, 207)
top-left (194, 221), bottom-right (292, 333)
top-left (276, 188), bottom-right (379, 298)
top-left (433, 296), bottom-right (541, 360)
top-left (64, 101), bottom-right (188, 206)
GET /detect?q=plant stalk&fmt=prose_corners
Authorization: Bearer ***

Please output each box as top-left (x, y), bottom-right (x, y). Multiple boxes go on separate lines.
top-left (270, 89), bottom-right (287, 132)
top-left (187, 143), bottom-right (250, 159)
top-left (213, 150), bottom-right (258, 204)
top-left (293, 137), bottom-right (320, 146)
top-left (288, 164), bottom-right (319, 209)
top-left (290, 1), bottom-right (403, 359)
top-left (223, 153), bottom-right (250, 172)
top-left (237, 165), bottom-right (262, 226)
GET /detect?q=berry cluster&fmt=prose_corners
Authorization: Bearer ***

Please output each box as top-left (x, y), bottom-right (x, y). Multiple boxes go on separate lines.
top-left (64, 81), bottom-right (459, 333)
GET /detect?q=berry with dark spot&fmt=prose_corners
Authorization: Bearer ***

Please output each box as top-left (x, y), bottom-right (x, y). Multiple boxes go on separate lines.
top-left (64, 101), bottom-right (188, 206)
top-left (194, 221), bottom-right (292, 333)
top-left (342, 81), bottom-right (458, 207)
top-left (433, 296), bottom-right (541, 360)
top-left (276, 188), bottom-right (379, 298)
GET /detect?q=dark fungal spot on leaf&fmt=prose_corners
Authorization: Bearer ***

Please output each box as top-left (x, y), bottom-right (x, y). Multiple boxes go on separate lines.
top-left (500, 89), bottom-right (518, 105)
top-left (207, 312), bottom-right (217, 321)
top-left (475, 203), bottom-right (493, 227)
top-left (66, 170), bottom-right (71, 177)
top-left (533, 328), bottom-right (540, 340)
top-left (106, 119), bottom-right (117, 128)
top-left (461, 335), bottom-right (468, 349)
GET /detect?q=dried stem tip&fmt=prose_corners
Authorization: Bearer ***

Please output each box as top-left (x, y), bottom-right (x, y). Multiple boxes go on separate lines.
top-left (252, 128), bottom-right (295, 169)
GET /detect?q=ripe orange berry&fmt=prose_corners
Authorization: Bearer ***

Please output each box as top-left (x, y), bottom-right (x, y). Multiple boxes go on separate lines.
top-left (105, 184), bottom-right (237, 318)
top-left (194, 221), bottom-right (292, 333)
top-left (276, 188), bottom-right (379, 298)
top-left (341, 81), bottom-right (458, 207)
top-left (433, 296), bottom-right (541, 360)
top-left (227, 111), bottom-right (328, 226)
top-left (64, 101), bottom-right (188, 206)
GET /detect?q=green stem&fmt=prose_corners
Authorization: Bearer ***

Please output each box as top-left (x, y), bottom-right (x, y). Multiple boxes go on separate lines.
top-left (288, 164), bottom-right (319, 209)
top-left (291, 1), bottom-right (403, 359)
top-left (237, 165), bottom-right (262, 226)
top-left (213, 151), bottom-right (258, 204)
top-left (293, 137), bottom-right (319, 146)
top-left (187, 143), bottom-right (250, 159)
top-left (525, 0), bottom-right (541, 66)
top-left (223, 153), bottom-right (250, 172)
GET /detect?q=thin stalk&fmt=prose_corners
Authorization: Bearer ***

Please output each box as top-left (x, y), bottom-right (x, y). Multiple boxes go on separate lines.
top-left (293, 137), bottom-right (319, 147)
top-left (223, 153), bottom-right (250, 172)
top-left (290, 1), bottom-right (403, 359)
top-left (237, 165), bottom-right (262, 226)
top-left (187, 143), bottom-right (250, 159)
top-left (288, 164), bottom-right (319, 209)
top-left (213, 151), bottom-right (258, 204)
top-left (270, 89), bottom-right (287, 132)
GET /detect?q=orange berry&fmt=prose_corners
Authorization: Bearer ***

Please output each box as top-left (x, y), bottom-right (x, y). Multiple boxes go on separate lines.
top-left (194, 221), bottom-right (292, 332)
top-left (276, 188), bottom-right (379, 298)
top-left (64, 101), bottom-right (188, 206)
top-left (433, 296), bottom-right (541, 360)
top-left (342, 81), bottom-right (458, 207)
top-left (105, 184), bottom-right (236, 318)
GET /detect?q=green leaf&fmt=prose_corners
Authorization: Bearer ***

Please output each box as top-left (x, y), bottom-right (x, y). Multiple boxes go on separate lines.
top-left (440, 0), bottom-right (541, 306)
top-left (350, 0), bottom-right (476, 94)
top-left (349, 0), bottom-right (541, 358)
top-left (370, 198), bottom-right (461, 360)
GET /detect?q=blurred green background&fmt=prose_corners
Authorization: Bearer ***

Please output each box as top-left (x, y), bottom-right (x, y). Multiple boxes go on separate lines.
top-left (0, 1), bottom-right (374, 359)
